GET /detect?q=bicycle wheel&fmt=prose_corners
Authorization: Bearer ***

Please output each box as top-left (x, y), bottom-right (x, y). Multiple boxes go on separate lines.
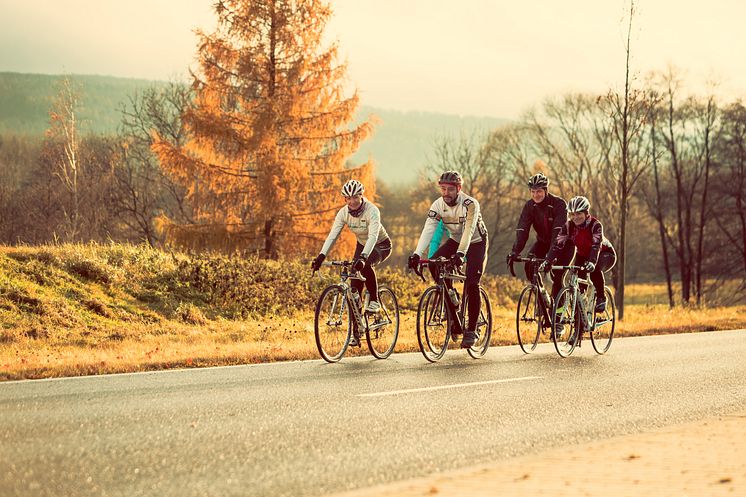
top-left (314, 285), bottom-right (351, 363)
top-left (365, 286), bottom-right (400, 359)
top-left (516, 285), bottom-right (541, 354)
top-left (552, 287), bottom-right (580, 358)
top-left (591, 287), bottom-right (616, 354)
top-left (466, 287), bottom-right (492, 359)
top-left (416, 286), bottom-right (450, 362)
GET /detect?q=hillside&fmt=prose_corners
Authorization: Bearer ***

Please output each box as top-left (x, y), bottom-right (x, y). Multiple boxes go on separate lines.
top-left (0, 72), bottom-right (509, 185)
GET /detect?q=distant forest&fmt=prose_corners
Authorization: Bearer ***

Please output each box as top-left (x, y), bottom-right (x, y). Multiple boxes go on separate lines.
top-left (0, 72), bottom-right (507, 185)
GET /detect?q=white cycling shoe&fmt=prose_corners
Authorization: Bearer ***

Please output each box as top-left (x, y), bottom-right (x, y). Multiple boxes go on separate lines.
top-left (365, 301), bottom-right (381, 313)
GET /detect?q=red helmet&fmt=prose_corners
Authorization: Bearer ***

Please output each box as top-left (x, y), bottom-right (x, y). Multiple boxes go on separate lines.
top-left (438, 170), bottom-right (462, 186)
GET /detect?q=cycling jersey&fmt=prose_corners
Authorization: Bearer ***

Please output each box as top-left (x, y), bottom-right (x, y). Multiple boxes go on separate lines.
top-left (414, 192), bottom-right (488, 256)
top-left (546, 216), bottom-right (614, 265)
top-left (512, 193), bottom-right (567, 254)
top-left (320, 198), bottom-right (390, 258)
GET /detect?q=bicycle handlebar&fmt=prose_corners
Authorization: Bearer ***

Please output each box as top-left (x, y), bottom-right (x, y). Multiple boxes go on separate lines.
top-left (508, 256), bottom-right (546, 278)
top-left (314, 260), bottom-right (366, 281)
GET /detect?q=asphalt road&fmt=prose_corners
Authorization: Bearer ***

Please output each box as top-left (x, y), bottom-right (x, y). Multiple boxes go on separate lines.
top-left (2, 330), bottom-right (745, 497)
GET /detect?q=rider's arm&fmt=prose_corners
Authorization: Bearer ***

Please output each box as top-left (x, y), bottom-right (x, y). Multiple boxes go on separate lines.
top-left (512, 201), bottom-right (532, 254)
top-left (549, 197), bottom-right (568, 250)
top-left (414, 208), bottom-right (440, 257)
top-left (428, 220), bottom-right (446, 257)
top-left (588, 219), bottom-right (604, 265)
top-left (545, 221), bottom-right (569, 263)
top-left (319, 208), bottom-right (346, 256)
top-left (457, 197), bottom-right (480, 255)
top-left (360, 204), bottom-right (382, 257)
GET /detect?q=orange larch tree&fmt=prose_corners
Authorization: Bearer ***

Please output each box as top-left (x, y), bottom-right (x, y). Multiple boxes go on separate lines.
top-left (153, 0), bottom-right (375, 257)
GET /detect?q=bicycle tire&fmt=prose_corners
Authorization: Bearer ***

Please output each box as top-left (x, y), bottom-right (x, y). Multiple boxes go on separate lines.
top-left (552, 287), bottom-right (580, 358)
top-left (416, 286), bottom-right (450, 362)
top-left (467, 286), bottom-right (492, 359)
top-left (516, 285), bottom-right (541, 354)
top-left (591, 287), bottom-right (616, 354)
top-left (314, 285), bottom-right (351, 363)
top-left (365, 286), bottom-right (400, 359)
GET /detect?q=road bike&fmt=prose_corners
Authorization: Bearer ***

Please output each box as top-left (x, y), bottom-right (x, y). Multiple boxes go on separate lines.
top-left (313, 260), bottom-right (400, 363)
top-left (509, 256), bottom-right (554, 353)
top-left (550, 264), bottom-right (616, 357)
top-left (413, 257), bottom-right (492, 362)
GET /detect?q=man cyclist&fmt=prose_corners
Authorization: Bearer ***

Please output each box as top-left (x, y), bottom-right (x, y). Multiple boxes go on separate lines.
top-left (507, 172), bottom-right (567, 286)
top-left (311, 180), bottom-right (392, 345)
top-left (407, 171), bottom-right (488, 349)
top-left (540, 195), bottom-right (616, 316)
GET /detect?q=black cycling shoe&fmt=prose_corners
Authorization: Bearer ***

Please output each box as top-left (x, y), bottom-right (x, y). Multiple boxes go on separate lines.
top-left (461, 330), bottom-right (478, 349)
top-left (349, 333), bottom-right (361, 347)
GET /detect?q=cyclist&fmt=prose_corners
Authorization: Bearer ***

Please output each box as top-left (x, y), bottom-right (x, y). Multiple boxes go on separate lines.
top-left (506, 172), bottom-right (567, 286)
top-left (311, 180), bottom-right (392, 344)
top-left (540, 195), bottom-right (616, 314)
top-left (407, 170), bottom-right (489, 348)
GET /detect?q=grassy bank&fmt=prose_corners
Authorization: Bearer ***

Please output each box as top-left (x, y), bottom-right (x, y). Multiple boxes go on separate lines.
top-left (1, 244), bottom-right (744, 380)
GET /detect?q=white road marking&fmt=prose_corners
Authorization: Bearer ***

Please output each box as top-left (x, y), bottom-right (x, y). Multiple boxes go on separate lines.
top-left (357, 376), bottom-right (543, 397)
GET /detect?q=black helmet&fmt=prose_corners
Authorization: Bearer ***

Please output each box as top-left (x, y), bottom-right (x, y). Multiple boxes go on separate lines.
top-left (438, 170), bottom-right (462, 185)
top-left (567, 196), bottom-right (591, 213)
top-left (527, 173), bottom-right (549, 189)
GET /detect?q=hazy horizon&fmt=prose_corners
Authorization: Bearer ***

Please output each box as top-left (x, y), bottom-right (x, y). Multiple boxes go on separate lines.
top-left (1, 1), bottom-right (745, 119)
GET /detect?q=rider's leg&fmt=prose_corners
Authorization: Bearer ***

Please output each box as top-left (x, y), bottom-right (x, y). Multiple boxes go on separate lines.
top-left (551, 244), bottom-right (575, 299)
top-left (461, 238), bottom-right (487, 348)
top-left (525, 241), bottom-right (549, 281)
top-left (551, 244), bottom-right (575, 338)
top-left (361, 241), bottom-right (392, 312)
top-left (428, 239), bottom-right (458, 287)
top-left (591, 249), bottom-right (617, 312)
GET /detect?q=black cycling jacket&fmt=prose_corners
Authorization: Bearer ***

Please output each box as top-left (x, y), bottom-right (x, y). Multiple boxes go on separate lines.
top-left (511, 192), bottom-right (567, 254)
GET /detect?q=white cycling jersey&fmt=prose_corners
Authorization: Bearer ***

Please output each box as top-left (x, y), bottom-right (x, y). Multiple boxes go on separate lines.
top-left (414, 192), bottom-right (487, 256)
top-left (320, 199), bottom-right (390, 257)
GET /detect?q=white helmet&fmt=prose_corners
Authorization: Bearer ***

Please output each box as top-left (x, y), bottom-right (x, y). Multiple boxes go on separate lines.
top-left (567, 196), bottom-right (591, 213)
top-left (341, 179), bottom-right (364, 197)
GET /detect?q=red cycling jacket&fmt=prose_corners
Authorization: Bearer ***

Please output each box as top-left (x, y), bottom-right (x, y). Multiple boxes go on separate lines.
top-left (545, 216), bottom-right (614, 265)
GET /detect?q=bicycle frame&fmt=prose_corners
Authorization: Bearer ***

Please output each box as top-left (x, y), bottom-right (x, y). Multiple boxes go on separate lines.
top-left (551, 265), bottom-right (597, 345)
top-left (320, 261), bottom-right (389, 338)
top-left (416, 257), bottom-right (467, 335)
top-left (510, 256), bottom-right (552, 324)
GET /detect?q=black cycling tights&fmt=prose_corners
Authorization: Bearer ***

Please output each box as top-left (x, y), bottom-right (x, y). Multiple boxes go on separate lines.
top-left (428, 238), bottom-right (487, 332)
top-left (351, 241), bottom-right (392, 302)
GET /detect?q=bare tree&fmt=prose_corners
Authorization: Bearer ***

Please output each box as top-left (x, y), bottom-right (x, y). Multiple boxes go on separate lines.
top-left (713, 101), bottom-right (746, 297)
top-left (115, 82), bottom-right (193, 245)
top-left (640, 86), bottom-right (675, 307)
top-left (47, 76), bottom-right (83, 241)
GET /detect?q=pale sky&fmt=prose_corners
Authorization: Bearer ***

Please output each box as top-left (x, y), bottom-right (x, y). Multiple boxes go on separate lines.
top-left (1, 0), bottom-right (744, 118)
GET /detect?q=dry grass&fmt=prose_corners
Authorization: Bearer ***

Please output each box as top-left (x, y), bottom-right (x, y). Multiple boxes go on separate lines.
top-left (1, 243), bottom-right (745, 381)
top-left (3, 305), bottom-right (745, 381)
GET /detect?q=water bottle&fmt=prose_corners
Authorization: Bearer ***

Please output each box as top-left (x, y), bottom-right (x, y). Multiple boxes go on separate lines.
top-left (448, 289), bottom-right (459, 306)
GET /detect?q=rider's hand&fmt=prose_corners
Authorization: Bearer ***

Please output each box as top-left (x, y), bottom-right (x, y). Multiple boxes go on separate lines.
top-left (452, 251), bottom-right (465, 267)
top-left (407, 253), bottom-right (420, 271)
top-left (582, 261), bottom-right (596, 273)
top-left (311, 253), bottom-right (325, 272)
top-left (352, 256), bottom-right (366, 272)
top-left (538, 260), bottom-right (551, 273)
top-left (506, 251), bottom-right (518, 266)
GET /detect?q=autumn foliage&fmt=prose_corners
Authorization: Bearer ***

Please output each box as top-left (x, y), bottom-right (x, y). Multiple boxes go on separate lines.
top-left (153, 0), bottom-right (375, 257)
